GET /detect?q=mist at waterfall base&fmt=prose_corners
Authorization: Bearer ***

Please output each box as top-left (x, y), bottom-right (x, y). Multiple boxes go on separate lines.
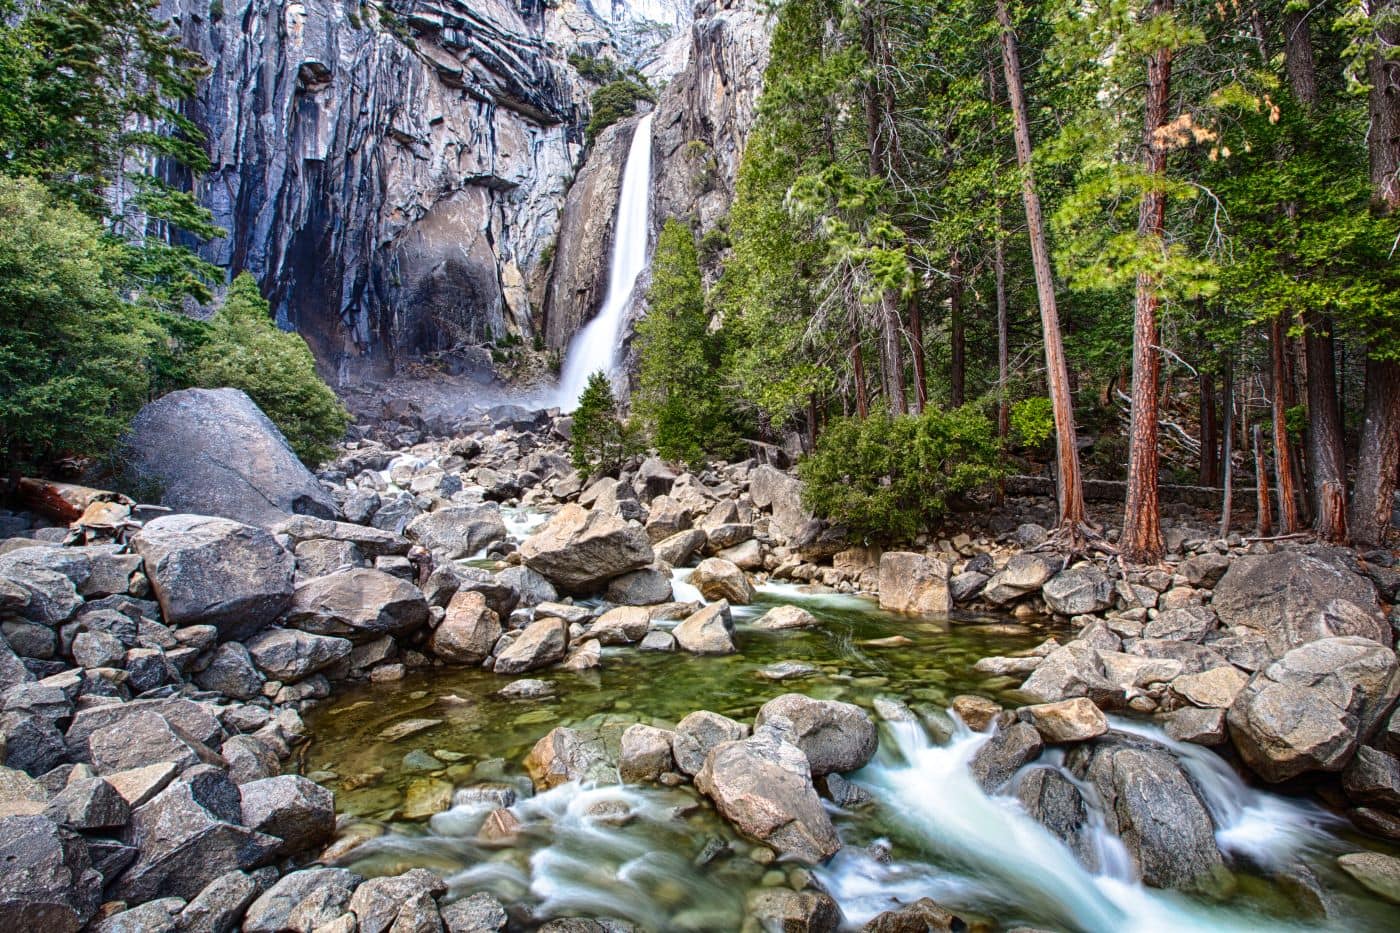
top-left (553, 113), bottom-right (655, 411)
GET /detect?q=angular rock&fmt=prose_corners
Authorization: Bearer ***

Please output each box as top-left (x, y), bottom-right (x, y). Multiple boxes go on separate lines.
top-left (653, 529), bottom-right (708, 567)
top-left (1019, 643), bottom-right (1112, 703)
top-left (749, 465), bottom-right (811, 544)
top-left (1042, 566), bottom-right (1115, 616)
top-left (1142, 606), bottom-right (1218, 643)
top-left (273, 515), bottom-right (410, 558)
top-left (673, 601), bottom-right (736, 655)
top-left (1342, 745), bottom-right (1400, 809)
top-left (1211, 551), bottom-right (1388, 653)
top-left (406, 505), bottom-right (507, 559)
top-left (130, 514), bottom-right (294, 640)
top-left (951, 695), bottom-right (1003, 732)
top-left (638, 630), bottom-right (676, 652)
top-left (753, 605), bottom-right (819, 631)
top-left (1019, 698), bottom-right (1109, 743)
top-left (239, 775), bottom-right (334, 857)
top-left (92, 897), bottom-right (184, 933)
top-left (193, 643), bottom-right (264, 700)
top-left (1164, 706), bottom-right (1228, 746)
top-left (492, 617), bottom-right (568, 673)
top-left (694, 722), bottom-right (841, 863)
top-left (348, 868), bottom-right (446, 933)
top-left (983, 554), bottom-right (1057, 605)
top-left (1337, 851), bottom-right (1400, 904)
top-left (221, 735), bottom-right (280, 785)
top-left (618, 724), bottom-right (676, 783)
top-left (747, 888), bottom-right (840, 933)
top-left (241, 867), bottom-right (359, 933)
top-left (523, 727), bottom-right (613, 790)
top-left (121, 388), bottom-right (338, 527)
top-left (690, 558), bottom-right (755, 605)
top-left (519, 504), bottom-right (653, 593)
top-left (177, 869), bottom-right (265, 933)
top-left (603, 567), bottom-right (673, 606)
top-left (671, 711), bottom-right (750, 777)
top-left (0, 814), bottom-right (102, 932)
top-left (588, 606), bottom-right (652, 645)
top-left (877, 552), bottom-right (951, 615)
top-left (1067, 736), bottom-right (1224, 890)
top-left (440, 892), bottom-right (507, 933)
top-left (969, 722), bottom-right (1042, 792)
top-left (87, 710), bottom-right (221, 776)
top-left (282, 568), bottom-right (429, 643)
top-left (754, 694), bottom-right (878, 777)
top-left (244, 627), bottom-right (351, 682)
top-left (44, 776), bottom-right (129, 830)
top-left (861, 898), bottom-right (962, 932)
top-left (430, 591), bottom-right (502, 665)
top-left (1171, 666), bottom-right (1248, 709)
top-left (1227, 636), bottom-right (1400, 782)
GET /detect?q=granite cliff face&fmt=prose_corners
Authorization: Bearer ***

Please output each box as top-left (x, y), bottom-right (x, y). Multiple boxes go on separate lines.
top-left (541, 0), bottom-right (773, 353)
top-left (164, 0), bottom-right (690, 382)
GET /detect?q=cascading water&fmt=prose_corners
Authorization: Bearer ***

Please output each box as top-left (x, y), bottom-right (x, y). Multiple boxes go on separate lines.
top-left (554, 113), bottom-right (655, 410)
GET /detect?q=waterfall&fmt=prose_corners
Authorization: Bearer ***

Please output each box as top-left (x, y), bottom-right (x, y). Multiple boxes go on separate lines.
top-left (554, 113), bottom-right (655, 411)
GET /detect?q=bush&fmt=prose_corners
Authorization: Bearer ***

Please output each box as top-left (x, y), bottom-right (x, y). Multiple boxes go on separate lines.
top-left (586, 79), bottom-right (655, 143)
top-left (0, 177), bottom-right (154, 475)
top-left (798, 406), bottom-right (1004, 544)
top-left (1010, 396), bottom-right (1055, 451)
top-left (190, 273), bottom-right (349, 466)
top-left (571, 371), bottom-right (634, 479)
top-left (634, 219), bottom-right (741, 467)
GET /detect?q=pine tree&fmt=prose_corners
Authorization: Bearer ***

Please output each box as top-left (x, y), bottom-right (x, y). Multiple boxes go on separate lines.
top-left (571, 372), bottom-right (629, 480)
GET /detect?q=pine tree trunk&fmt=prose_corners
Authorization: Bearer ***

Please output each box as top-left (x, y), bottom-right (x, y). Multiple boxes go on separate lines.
top-left (850, 330), bottom-right (870, 420)
top-left (1253, 422), bottom-right (1273, 537)
top-left (1220, 361), bottom-right (1235, 536)
top-left (1199, 370), bottom-right (1218, 486)
top-left (996, 215), bottom-right (1010, 439)
top-left (1121, 0), bottom-right (1172, 563)
top-left (909, 292), bottom-right (928, 414)
top-left (1270, 317), bottom-right (1299, 532)
top-left (996, 0), bottom-right (1085, 531)
top-left (950, 251), bottom-right (966, 407)
top-left (1352, 357), bottom-right (1400, 545)
top-left (1305, 314), bottom-right (1348, 541)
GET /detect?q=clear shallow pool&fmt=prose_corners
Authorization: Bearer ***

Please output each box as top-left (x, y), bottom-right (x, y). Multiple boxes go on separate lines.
top-left (302, 578), bottom-right (1399, 931)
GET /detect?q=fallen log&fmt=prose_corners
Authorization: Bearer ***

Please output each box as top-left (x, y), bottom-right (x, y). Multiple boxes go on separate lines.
top-left (16, 478), bottom-right (135, 523)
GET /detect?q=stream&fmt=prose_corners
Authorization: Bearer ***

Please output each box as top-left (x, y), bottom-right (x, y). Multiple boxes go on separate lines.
top-left (300, 522), bottom-right (1399, 931)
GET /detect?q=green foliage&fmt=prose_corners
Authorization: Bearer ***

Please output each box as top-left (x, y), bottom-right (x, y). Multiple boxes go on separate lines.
top-left (0, 177), bottom-right (153, 472)
top-left (586, 80), bottom-right (656, 143)
top-left (1010, 396), bottom-right (1056, 450)
top-left (571, 371), bottom-right (633, 479)
top-left (189, 274), bottom-right (349, 466)
top-left (798, 405), bottom-right (1004, 544)
top-left (635, 219), bottom-right (741, 466)
top-left (568, 53), bottom-right (626, 84)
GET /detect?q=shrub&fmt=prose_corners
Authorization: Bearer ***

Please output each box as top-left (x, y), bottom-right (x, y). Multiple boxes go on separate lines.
top-left (798, 406), bottom-right (1004, 544)
top-left (586, 79), bottom-right (655, 143)
top-left (1010, 396), bottom-right (1055, 451)
top-left (190, 273), bottom-right (349, 466)
top-left (0, 177), bottom-right (154, 475)
top-left (571, 371), bottom-right (633, 479)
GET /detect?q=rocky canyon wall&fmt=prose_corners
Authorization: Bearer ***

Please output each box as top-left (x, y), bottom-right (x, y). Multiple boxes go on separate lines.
top-left (164, 0), bottom-right (690, 382)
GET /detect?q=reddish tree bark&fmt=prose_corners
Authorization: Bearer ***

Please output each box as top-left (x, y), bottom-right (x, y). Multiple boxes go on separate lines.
top-left (1120, 0), bottom-right (1172, 563)
top-left (908, 291), bottom-right (928, 414)
top-left (1305, 314), bottom-right (1348, 541)
top-left (1253, 423), bottom-right (1273, 537)
top-left (1270, 317), bottom-right (1299, 532)
top-left (996, 0), bottom-right (1085, 531)
top-left (995, 214), bottom-right (1010, 439)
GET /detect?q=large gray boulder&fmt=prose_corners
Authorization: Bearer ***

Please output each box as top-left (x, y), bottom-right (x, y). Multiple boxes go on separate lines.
top-left (749, 465), bottom-right (811, 544)
top-left (1211, 550), bottom-right (1389, 653)
top-left (1067, 736), bottom-right (1224, 890)
top-left (0, 814), bottom-right (102, 932)
top-left (673, 601), bottom-right (736, 654)
top-left (121, 388), bottom-right (337, 527)
top-left (429, 591), bottom-right (502, 665)
top-left (694, 721), bottom-right (841, 863)
top-left (519, 504), bottom-right (653, 593)
top-left (272, 515), bottom-right (410, 558)
top-left (523, 726), bottom-right (614, 790)
top-left (405, 505), bottom-right (507, 559)
top-left (1227, 636), bottom-right (1400, 782)
top-left (282, 568), bottom-right (429, 643)
top-left (492, 617), bottom-right (568, 674)
top-left (238, 775), bottom-right (334, 858)
top-left (877, 552), bottom-right (950, 615)
top-left (690, 557), bottom-right (755, 605)
top-left (983, 554), bottom-right (1057, 606)
top-left (754, 694), bottom-right (878, 777)
top-left (1041, 566), bottom-right (1115, 616)
top-left (671, 711), bottom-right (750, 776)
top-left (131, 514), bottom-right (294, 640)
top-left (242, 868), bottom-right (360, 933)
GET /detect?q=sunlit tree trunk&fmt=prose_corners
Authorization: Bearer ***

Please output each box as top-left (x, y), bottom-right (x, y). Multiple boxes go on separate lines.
top-left (1120, 0), bottom-right (1172, 563)
top-left (996, 0), bottom-right (1085, 532)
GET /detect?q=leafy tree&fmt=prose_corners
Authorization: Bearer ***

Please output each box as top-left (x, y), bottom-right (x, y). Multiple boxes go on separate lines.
top-left (190, 274), bottom-right (349, 466)
top-left (798, 405), bottom-right (1004, 544)
top-left (586, 79), bottom-right (656, 143)
top-left (571, 371), bottom-right (632, 479)
top-left (635, 219), bottom-right (740, 465)
top-left (0, 176), bottom-right (153, 474)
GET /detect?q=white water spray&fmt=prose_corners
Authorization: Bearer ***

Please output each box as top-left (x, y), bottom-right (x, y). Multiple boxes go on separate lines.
top-left (554, 113), bottom-right (655, 410)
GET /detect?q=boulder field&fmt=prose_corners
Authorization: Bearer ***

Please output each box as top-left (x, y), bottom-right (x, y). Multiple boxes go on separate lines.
top-left (1, 396), bottom-right (1397, 930)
